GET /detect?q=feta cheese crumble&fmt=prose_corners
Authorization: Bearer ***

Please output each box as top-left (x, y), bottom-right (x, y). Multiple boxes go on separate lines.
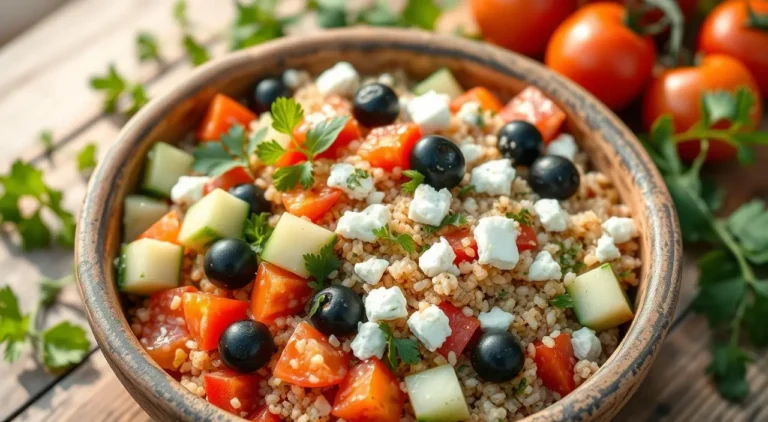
top-left (282, 69), bottom-right (309, 89)
top-left (601, 217), bottom-right (637, 243)
top-left (470, 159), bottom-right (516, 196)
top-left (478, 307), bottom-right (515, 331)
top-left (407, 305), bottom-right (452, 352)
top-left (406, 91), bottom-right (451, 133)
top-left (350, 322), bottom-right (387, 360)
top-left (528, 251), bottom-right (562, 281)
top-left (418, 237), bottom-right (460, 277)
top-left (354, 258), bottom-right (389, 285)
top-left (365, 286), bottom-right (408, 322)
top-left (460, 143), bottom-right (484, 165)
top-left (457, 101), bottom-right (483, 127)
top-left (473, 216), bottom-right (519, 270)
top-left (335, 204), bottom-right (391, 242)
top-left (170, 176), bottom-right (210, 206)
top-left (547, 133), bottom-right (578, 161)
top-left (571, 327), bottom-right (602, 361)
top-left (596, 234), bottom-right (621, 262)
top-left (326, 163), bottom-right (374, 200)
top-left (408, 184), bottom-right (452, 226)
top-left (534, 199), bottom-right (568, 232)
top-left (367, 191), bottom-right (385, 205)
top-left (316, 62), bottom-right (360, 96)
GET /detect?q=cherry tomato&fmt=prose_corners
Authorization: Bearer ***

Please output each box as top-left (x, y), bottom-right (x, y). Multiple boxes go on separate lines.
top-left (139, 286), bottom-right (196, 370)
top-left (203, 167), bottom-right (255, 195)
top-left (436, 302), bottom-right (481, 358)
top-left (449, 87), bottom-right (503, 113)
top-left (247, 407), bottom-right (281, 422)
top-left (357, 123), bottom-right (423, 171)
top-left (281, 185), bottom-right (343, 222)
top-left (442, 228), bottom-right (478, 264)
top-left (250, 262), bottom-right (314, 324)
top-left (532, 333), bottom-right (576, 397)
top-left (699, 0), bottom-right (768, 97)
top-left (470, 0), bottom-right (579, 57)
top-left (274, 322), bottom-right (350, 388)
top-left (138, 210), bottom-right (183, 245)
top-left (642, 54), bottom-right (763, 162)
top-left (182, 292), bottom-right (249, 351)
top-left (204, 370), bottom-right (261, 415)
top-left (198, 94), bottom-right (257, 142)
top-left (517, 225), bottom-right (538, 252)
top-left (498, 87), bottom-right (566, 143)
top-left (332, 358), bottom-right (405, 422)
top-left (545, 2), bottom-right (656, 111)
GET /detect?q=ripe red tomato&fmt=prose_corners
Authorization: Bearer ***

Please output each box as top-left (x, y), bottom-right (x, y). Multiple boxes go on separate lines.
top-left (517, 225), bottom-right (538, 252)
top-left (182, 292), bottom-right (249, 351)
top-left (545, 2), bottom-right (656, 111)
top-left (274, 322), bottom-right (350, 388)
top-left (699, 0), bottom-right (768, 97)
top-left (204, 370), bottom-right (262, 415)
top-left (139, 286), bottom-right (196, 370)
top-left (250, 262), bottom-right (313, 324)
top-left (533, 333), bottom-right (576, 397)
top-left (642, 54), bottom-right (763, 162)
top-left (470, 0), bottom-right (579, 57)
top-left (498, 87), bottom-right (567, 143)
top-left (442, 228), bottom-right (478, 265)
top-left (203, 166), bottom-right (254, 195)
top-left (357, 123), bottom-right (423, 171)
top-left (436, 302), bottom-right (481, 358)
top-left (281, 185), bottom-right (343, 222)
top-left (332, 358), bottom-right (405, 422)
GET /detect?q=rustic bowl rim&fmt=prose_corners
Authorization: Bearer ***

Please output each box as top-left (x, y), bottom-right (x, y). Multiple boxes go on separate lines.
top-left (76, 27), bottom-right (682, 422)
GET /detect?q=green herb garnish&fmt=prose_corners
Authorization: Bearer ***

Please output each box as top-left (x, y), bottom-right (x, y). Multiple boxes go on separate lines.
top-left (422, 213), bottom-right (468, 236)
top-left (136, 32), bottom-right (160, 63)
top-left (379, 322), bottom-right (420, 370)
top-left (243, 212), bottom-right (273, 254)
top-left (549, 293), bottom-right (575, 309)
top-left (304, 238), bottom-right (341, 291)
top-left (373, 225), bottom-right (417, 254)
top-left (506, 209), bottom-right (533, 226)
top-left (346, 168), bottom-right (370, 190)
top-left (76, 143), bottom-right (98, 173)
top-left (401, 170), bottom-right (425, 194)
top-left (515, 378), bottom-right (528, 395)
top-left (193, 124), bottom-right (264, 176)
top-left (457, 184), bottom-right (475, 198)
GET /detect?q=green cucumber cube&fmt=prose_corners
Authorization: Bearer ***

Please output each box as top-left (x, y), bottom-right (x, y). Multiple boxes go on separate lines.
top-left (261, 213), bottom-right (336, 278)
top-left (123, 195), bottom-right (170, 241)
top-left (119, 238), bottom-right (183, 295)
top-left (142, 142), bottom-right (194, 197)
top-left (413, 68), bottom-right (464, 99)
top-left (566, 263), bottom-right (634, 332)
top-left (405, 365), bottom-right (470, 422)
top-left (177, 189), bottom-right (250, 252)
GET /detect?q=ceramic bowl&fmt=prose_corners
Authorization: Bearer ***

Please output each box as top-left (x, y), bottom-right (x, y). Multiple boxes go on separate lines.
top-left (76, 27), bottom-right (682, 422)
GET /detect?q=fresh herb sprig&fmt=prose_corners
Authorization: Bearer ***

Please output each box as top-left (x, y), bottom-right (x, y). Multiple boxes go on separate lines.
top-left (422, 213), bottom-right (468, 236)
top-left (506, 209), bottom-right (533, 226)
top-left (40, 130), bottom-right (54, 154)
top-left (193, 124), bottom-right (265, 176)
top-left (243, 213), bottom-right (273, 254)
top-left (230, 0), bottom-right (287, 51)
top-left (373, 225), bottom-right (417, 254)
top-left (549, 293), bottom-right (574, 309)
top-left (303, 238), bottom-right (341, 291)
top-left (378, 322), bottom-right (420, 370)
top-left (346, 168), bottom-right (370, 190)
top-left (136, 32), bottom-right (161, 63)
top-left (76, 143), bottom-right (98, 173)
top-left (89, 64), bottom-right (150, 115)
top-left (317, 0), bottom-right (444, 30)
top-left (401, 170), bottom-right (425, 194)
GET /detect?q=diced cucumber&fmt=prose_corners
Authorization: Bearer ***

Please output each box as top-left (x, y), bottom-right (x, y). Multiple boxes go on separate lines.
top-left (405, 365), bottom-right (470, 422)
top-left (119, 238), bottom-right (183, 295)
top-left (412, 68), bottom-right (464, 99)
top-left (566, 263), bottom-right (634, 332)
top-left (123, 195), bottom-right (170, 241)
top-left (261, 213), bottom-right (335, 278)
top-left (142, 142), bottom-right (194, 197)
top-left (177, 189), bottom-right (250, 252)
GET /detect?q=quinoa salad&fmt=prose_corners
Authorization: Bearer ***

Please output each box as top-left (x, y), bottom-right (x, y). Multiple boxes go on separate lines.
top-left (120, 62), bottom-right (640, 422)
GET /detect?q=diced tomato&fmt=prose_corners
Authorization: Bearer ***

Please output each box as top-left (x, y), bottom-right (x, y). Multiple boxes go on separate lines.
top-left (450, 87), bottom-right (503, 113)
top-left (139, 286), bottom-right (196, 369)
top-left (138, 210), bottom-right (183, 244)
top-left (442, 228), bottom-right (478, 264)
top-left (281, 186), bottom-right (343, 222)
top-left (274, 321), bottom-right (349, 387)
top-left (332, 358), bottom-right (404, 422)
top-left (197, 94), bottom-right (257, 142)
top-left (533, 333), bottom-right (576, 397)
top-left (517, 224), bottom-right (538, 252)
top-left (358, 123), bottom-right (422, 171)
top-left (182, 292), bottom-right (249, 351)
top-left (204, 370), bottom-right (261, 415)
top-left (436, 302), bottom-right (481, 358)
top-left (499, 87), bottom-right (566, 143)
top-left (203, 166), bottom-right (254, 195)
top-left (247, 407), bottom-right (281, 422)
top-left (250, 262), bottom-right (314, 324)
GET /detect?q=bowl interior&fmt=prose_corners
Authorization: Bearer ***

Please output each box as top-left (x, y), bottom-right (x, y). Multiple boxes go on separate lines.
top-left (77, 28), bottom-right (681, 422)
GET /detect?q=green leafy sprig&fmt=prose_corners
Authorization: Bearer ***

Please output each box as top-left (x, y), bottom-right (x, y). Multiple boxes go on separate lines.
top-left (230, 0), bottom-right (287, 51)
top-left (243, 213), bottom-right (273, 254)
top-left (303, 238), bottom-right (341, 291)
top-left (549, 293), bottom-right (574, 309)
top-left (378, 322), bottom-right (420, 370)
top-left (401, 170), bottom-right (425, 194)
top-left (89, 64), bottom-right (150, 115)
top-left (372, 225), bottom-right (417, 254)
top-left (76, 143), bottom-right (98, 173)
top-left (136, 32), bottom-right (161, 63)
top-left (192, 124), bottom-right (265, 176)
top-left (422, 213), bottom-right (468, 236)
top-left (506, 209), bottom-right (533, 227)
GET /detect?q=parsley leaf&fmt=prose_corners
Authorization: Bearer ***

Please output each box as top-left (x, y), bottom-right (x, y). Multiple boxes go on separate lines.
top-left (183, 34), bottom-right (209, 66)
top-left (515, 378), bottom-right (528, 395)
top-left (727, 200), bottom-right (768, 264)
top-left (373, 225), bottom-right (417, 254)
top-left (42, 321), bottom-right (91, 373)
top-left (304, 238), bottom-right (340, 290)
top-left (358, 0), bottom-right (402, 26)
top-left (243, 213), bottom-right (273, 254)
top-left (230, 0), bottom-right (285, 51)
top-left (401, 170), bottom-right (425, 194)
top-left (304, 116), bottom-right (349, 159)
top-left (0, 286), bottom-right (29, 363)
top-left (76, 143), bottom-right (98, 173)
top-left (457, 184), bottom-right (475, 198)
top-left (173, 0), bottom-right (189, 29)
top-left (311, 0), bottom-right (348, 28)
top-left (39, 276), bottom-right (74, 307)
top-left (89, 64), bottom-right (127, 113)
top-left (422, 213), bottom-right (468, 236)
top-left (402, 0), bottom-right (442, 30)
top-left (496, 290), bottom-right (508, 300)
top-left (346, 168), bottom-right (370, 190)
top-left (273, 162), bottom-right (314, 191)
top-left (270, 97), bottom-right (304, 135)
top-left (40, 130), bottom-right (53, 154)
top-left (127, 84), bottom-right (150, 116)
top-left (506, 209), bottom-right (533, 226)
top-left (379, 322), bottom-right (420, 370)
top-left (557, 242), bottom-right (584, 274)
top-left (256, 140), bottom-right (287, 165)
top-left (706, 343), bottom-right (752, 402)
top-left (549, 294), bottom-right (575, 309)
top-left (192, 124), bottom-right (252, 176)
top-left (136, 32), bottom-right (160, 63)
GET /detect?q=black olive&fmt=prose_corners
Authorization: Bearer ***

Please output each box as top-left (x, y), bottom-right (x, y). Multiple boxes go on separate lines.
top-left (471, 331), bottom-right (525, 382)
top-left (528, 155), bottom-right (581, 200)
top-left (204, 238), bottom-right (258, 290)
top-left (353, 83), bottom-right (400, 128)
top-left (497, 120), bottom-right (543, 166)
top-left (409, 135), bottom-right (466, 190)
top-left (229, 183), bottom-right (271, 215)
top-left (309, 285), bottom-right (365, 337)
top-left (252, 77), bottom-right (291, 113)
top-left (219, 320), bottom-right (275, 373)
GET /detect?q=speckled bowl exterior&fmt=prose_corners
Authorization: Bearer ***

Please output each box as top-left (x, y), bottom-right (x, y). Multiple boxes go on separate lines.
top-left (75, 28), bottom-right (682, 422)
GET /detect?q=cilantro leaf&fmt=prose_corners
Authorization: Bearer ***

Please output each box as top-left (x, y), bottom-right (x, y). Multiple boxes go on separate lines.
top-left (136, 32), bottom-right (160, 62)
top-left (273, 162), bottom-right (314, 191)
top-left (220, 124), bottom-right (247, 157)
top-left (89, 64), bottom-right (127, 113)
top-left (0, 286), bottom-right (29, 363)
top-left (313, 0), bottom-right (348, 28)
top-left (256, 140), bottom-right (286, 165)
top-left (402, 0), bottom-right (441, 30)
top-left (303, 116), bottom-right (349, 159)
top-left (42, 321), bottom-right (91, 373)
top-left (192, 142), bottom-right (244, 176)
top-left (309, 294), bottom-right (327, 318)
top-left (401, 170), bottom-right (424, 194)
top-left (18, 211), bottom-right (52, 251)
top-left (243, 213), bottom-right (273, 254)
top-left (346, 168), bottom-right (370, 190)
top-left (40, 130), bottom-right (53, 154)
top-left (373, 225), bottom-right (417, 254)
top-left (515, 378), bottom-right (528, 395)
top-left (39, 276), bottom-right (73, 307)
top-left (727, 200), bottom-right (768, 264)
top-left (422, 213), bottom-right (468, 236)
top-left (457, 184), bottom-right (475, 198)
top-left (549, 294), bottom-right (575, 309)
top-left (745, 284), bottom-right (768, 347)
top-left (706, 343), bottom-right (752, 402)
top-left (127, 84), bottom-right (150, 116)
top-left (183, 34), bottom-right (209, 66)
top-left (247, 127), bottom-right (267, 157)
top-left (270, 97), bottom-right (304, 135)
top-left (692, 251), bottom-right (747, 327)
top-left (379, 322), bottom-right (419, 370)
top-left (173, 0), bottom-right (189, 29)
top-left (230, 0), bottom-right (284, 50)
top-left (76, 143), bottom-right (98, 173)
top-left (303, 238), bottom-right (340, 290)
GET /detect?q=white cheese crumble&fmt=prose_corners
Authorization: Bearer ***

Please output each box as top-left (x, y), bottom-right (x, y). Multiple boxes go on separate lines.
top-left (601, 217), bottom-right (637, 243)
top-left (407, 305), bottom-right (452, 352)
top-left (170, 176), bottom-right (210, 206)
top-left (596, 234), bottom-right (621, 262)
top-left (478, 307), bottom-right (515, 331)
top-left (547, 133), bottom-right (578, 161)
top-left (405, 90), bottom-right (451, 133)
top-left (326, 163), bottom-right (374, 200)
top-left (282, 69), bottom-right (309, 89)
top-left (534, 199), bottom-right (568, 232)
top-left (365, 286), bottom-right (408, 322)
top-left (377, 73), bottom-right (395, 87)
top-left (367, 191), bottom-right (385, 205)
top-left (316, 62), bottom-right (360, 96)
top-left (528, 251), bottom-right (562, 281)
top-left (473, 216), bottom-right (519, 270)
top-left (354, 258), bottom-right (389, 285)
top-left (350, 322), bottom-right (387, 360)
top-left (571, 327), bottom-right (602, 361)
top-left (470, 159), bottom-right (516, 196)
top-left (408, 184), bottom-right (452, 226)
top-left (418, 237), bottom-right (460, 277)
top-left (335, 204), bottom-right (391, 242)
top-left (457, 101), bottom-right (483, 127)
top-left (460, 143), bottom-right (484, 165)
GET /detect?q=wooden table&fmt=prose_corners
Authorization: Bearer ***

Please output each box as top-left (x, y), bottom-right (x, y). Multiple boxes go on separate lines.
top-left (1, 1), bottom-right (766, 421)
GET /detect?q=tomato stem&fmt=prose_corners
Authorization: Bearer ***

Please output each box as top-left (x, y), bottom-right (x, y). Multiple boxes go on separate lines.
top-left (745, 2), bottom-right (768, 31)
top-left (623, 0), bottom-right (684, 66)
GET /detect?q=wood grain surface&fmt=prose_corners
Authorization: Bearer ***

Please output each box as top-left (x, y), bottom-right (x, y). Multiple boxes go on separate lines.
top-left (0, 0), bottom-right (765, 421)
